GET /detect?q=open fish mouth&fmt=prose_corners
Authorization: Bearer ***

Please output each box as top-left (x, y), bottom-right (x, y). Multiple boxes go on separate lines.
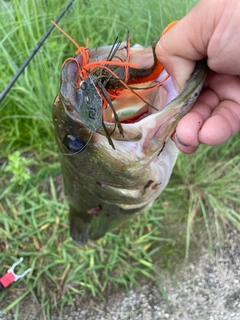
top-left (53, 27), bottom-right (208, 244)
top-left (57, 41), bottom-right (177, 142)
top-left (55, 41), bottom-right (207, 164)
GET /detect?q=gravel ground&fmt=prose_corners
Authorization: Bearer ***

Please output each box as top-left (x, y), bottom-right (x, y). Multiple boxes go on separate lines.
top-left (1, 228), bottom-right (240, 320)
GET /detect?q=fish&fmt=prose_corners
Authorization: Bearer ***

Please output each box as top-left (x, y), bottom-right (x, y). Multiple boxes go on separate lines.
top-left (52, 25), bottom-right (208, 245)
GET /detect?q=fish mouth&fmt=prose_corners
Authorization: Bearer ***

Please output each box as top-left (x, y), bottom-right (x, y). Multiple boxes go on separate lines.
top-left (58, 54), bottom-right (207, 160)
top-left (56, 29), bottom-right (208, 156)
top-left (59, 53), bottom-right (179, 146)
top-left (112, 70), bottom-right (178, 124)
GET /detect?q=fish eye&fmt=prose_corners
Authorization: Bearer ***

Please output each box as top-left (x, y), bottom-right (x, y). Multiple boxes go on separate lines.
top-left (63, 135), bottom-right (86, 153)
top-left (80, 81), bottom-right (88, 90)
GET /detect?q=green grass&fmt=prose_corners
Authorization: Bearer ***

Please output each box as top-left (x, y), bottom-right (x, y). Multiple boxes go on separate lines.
top-left (0, 0), bottom-right (239, 318)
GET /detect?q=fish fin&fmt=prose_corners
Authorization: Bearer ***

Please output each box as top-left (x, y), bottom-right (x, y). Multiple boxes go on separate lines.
top-left (70, 224), bottom-right (89, 246)
top-left (69, 207), bottom-right (89, 246)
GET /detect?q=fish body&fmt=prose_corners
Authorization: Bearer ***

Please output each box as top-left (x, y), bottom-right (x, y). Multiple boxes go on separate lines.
top-left (53, 39), bottom-right (208, 245)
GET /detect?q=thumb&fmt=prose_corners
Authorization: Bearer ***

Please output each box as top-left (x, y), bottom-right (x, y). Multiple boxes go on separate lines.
top-left (156, 0), bottom-right (213, 91)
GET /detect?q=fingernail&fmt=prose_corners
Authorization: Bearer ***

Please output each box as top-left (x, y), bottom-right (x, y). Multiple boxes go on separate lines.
top-left (175, 133), bottom-right (190, 147)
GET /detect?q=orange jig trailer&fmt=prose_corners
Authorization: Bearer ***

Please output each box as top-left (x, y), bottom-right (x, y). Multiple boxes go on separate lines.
top-left (52, 21), bottom-right (170, 146)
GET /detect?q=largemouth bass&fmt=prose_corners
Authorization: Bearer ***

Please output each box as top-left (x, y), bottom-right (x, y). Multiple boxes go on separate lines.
top-left (53, 30), bottom-right (208, 245)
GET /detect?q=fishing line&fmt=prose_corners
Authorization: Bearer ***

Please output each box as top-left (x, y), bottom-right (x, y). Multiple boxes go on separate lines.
top-left (0, 0), bottom-right (76, 103)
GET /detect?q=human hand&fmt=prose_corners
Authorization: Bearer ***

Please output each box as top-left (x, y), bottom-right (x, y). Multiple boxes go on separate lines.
top-left (156, 0), bottom-right (240, 153)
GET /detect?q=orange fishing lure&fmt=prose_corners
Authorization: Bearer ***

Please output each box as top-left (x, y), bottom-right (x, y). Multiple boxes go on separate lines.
top-left (52, 21), bottom-right (172, 147)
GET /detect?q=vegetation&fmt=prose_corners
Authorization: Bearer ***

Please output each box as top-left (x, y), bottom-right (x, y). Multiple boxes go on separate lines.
top-left (0, 0), bottom-right (239, 318)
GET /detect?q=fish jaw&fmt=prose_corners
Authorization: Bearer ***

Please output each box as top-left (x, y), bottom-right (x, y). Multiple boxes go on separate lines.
top-left (53, 40), bottom-right (208, 244)
top-left (139, 59), bottom-right (208, 155)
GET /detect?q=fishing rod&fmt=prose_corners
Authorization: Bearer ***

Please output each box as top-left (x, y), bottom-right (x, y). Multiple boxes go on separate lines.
top-left (0, 0), bottom-right (76, 104)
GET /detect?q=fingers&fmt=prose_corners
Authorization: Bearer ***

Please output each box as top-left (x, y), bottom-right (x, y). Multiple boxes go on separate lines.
top-left (171, 87), bottom-right (219, 153)
top-left (198, 74), bottom-right (240, 145)
top-left (199, 101), bottom-right (240, 145)
top-left (156, 0), bottom-right (240, 153)
top-left (172, 83), bottom-right (240, 153)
